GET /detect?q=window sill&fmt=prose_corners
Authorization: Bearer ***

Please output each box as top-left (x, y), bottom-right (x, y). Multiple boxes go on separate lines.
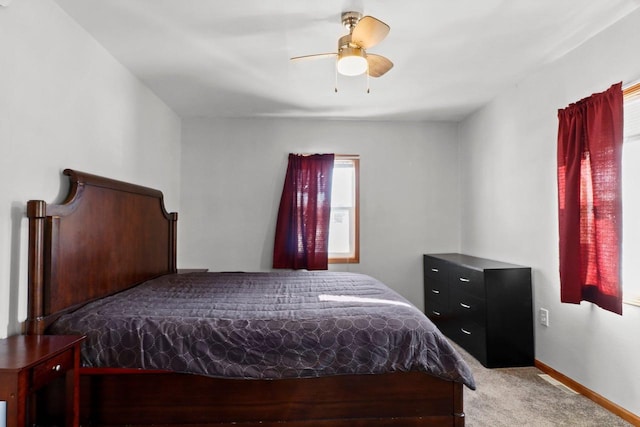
top-left (329, 257), bottom-right (359, 264)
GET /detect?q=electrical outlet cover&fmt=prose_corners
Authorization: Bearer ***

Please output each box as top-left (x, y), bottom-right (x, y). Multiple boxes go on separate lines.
top-left (539, 308), bottom-right (549, 326)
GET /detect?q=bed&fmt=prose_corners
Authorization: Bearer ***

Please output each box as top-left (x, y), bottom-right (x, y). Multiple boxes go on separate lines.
top-left (26, 169), bottom-right (475, 427)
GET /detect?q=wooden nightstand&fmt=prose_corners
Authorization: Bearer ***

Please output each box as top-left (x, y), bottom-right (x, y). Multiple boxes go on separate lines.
top-left (0, 335), bottom-right (84, 427)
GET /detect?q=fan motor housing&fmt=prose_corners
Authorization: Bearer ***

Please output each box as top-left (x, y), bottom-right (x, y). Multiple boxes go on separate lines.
top-left (338, 34), bottom-right (357, 50)
top-left (341, 11), bottom-right (362, 31)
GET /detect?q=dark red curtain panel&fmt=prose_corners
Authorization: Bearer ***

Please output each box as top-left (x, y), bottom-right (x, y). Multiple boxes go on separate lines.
top-left (273, 153), bottom-right (335, 270)
top-left (557, 82), bottom-right (623, 315)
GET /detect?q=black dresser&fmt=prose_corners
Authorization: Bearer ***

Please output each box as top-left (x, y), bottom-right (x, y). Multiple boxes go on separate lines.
top-left (423, 253), bottom-right (534, 368)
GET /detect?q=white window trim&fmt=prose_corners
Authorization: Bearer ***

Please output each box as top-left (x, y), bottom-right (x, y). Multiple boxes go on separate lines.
top-left (329, 155), bottom-right (360, 264)
top-left (622, 82), bottom-right (640, 307)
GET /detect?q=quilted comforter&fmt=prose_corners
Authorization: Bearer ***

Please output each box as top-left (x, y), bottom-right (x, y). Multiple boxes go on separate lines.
top-left (49, 271), bottom-right (475, 389)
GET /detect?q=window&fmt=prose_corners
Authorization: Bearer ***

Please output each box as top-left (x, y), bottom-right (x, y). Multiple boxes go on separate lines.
top-left (329, 155), bottom-right (359, 263)
top-left (623, 82), bottom-right (640, 306)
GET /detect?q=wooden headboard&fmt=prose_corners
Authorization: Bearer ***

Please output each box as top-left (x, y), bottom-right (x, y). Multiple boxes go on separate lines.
top-left (26, 169), bottom-right (177, 335)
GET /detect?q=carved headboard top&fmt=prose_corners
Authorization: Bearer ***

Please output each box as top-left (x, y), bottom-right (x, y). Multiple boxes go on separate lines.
top-left (26, 169), bottom-right (177, 334)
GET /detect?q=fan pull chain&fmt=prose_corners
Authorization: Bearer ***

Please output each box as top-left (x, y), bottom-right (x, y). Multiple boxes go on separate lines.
top-left (366, 72), bottom-right (370, 94)
top-left (334, 59), bottom-right (338, 93)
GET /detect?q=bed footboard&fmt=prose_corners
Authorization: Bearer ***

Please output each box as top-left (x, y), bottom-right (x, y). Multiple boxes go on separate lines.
top-left (79, 369), bottom-right (464, 427)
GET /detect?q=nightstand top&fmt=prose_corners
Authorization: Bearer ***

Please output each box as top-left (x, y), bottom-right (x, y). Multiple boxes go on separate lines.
top-left (0, 335), bottom-right (85, 371)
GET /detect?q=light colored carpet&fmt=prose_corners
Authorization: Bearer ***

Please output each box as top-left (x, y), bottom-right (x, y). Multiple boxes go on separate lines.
top-left (454, 344), bottom-right (633, 426)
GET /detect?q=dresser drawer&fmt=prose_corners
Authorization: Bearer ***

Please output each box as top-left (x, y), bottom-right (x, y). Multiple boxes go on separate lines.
top-left (451, 293), bottom-right (485, 326)
top-left (31, 349), bottom-right (73, 391)
top-left (425, 299), bottom-right (447, 320)
top-left (423, 256), bottom-right (450, 281)
top-left (452, 266), bottom-right (485, 299)
top-left (455, 320), bottom-right (486, 343)
top-left (425, 279), bottom-right (449, 304)
top-left (452, 319), bottom-right (487, 365)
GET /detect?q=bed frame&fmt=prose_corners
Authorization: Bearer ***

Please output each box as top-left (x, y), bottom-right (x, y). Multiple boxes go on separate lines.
top-left (26, 169), bottom-right (466, 427)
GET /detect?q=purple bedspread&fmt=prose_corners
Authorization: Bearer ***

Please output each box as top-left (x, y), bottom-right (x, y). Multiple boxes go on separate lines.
top-left (49, 271), bottom-right (475, 389)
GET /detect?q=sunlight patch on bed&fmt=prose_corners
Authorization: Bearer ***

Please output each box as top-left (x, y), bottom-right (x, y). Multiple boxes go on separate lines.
top-left (318, 294), bottom-right (412, 307)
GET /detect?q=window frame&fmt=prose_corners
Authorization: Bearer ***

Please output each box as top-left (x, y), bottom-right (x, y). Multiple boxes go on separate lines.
top-left (328, 155), bottom-right (360, 264)
top-left (622, 81), bottom-right (640, 307)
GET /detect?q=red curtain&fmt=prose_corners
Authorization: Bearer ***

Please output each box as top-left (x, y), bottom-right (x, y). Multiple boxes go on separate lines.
top-left (557, 82), bottom-right (623, 315)
top-left (273, 153), bottom-right (334, 270)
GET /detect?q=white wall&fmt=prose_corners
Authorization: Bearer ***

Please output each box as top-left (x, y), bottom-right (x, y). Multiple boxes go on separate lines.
top-left (459, 8), bottom-right (640, 416)
top-left (0, 0), bottom-right (182, 337)
top-left (180, 117), bottom-right (460, 306)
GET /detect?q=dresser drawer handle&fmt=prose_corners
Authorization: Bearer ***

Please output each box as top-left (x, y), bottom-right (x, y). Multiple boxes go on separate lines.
top-left (460, 303), bottom-right (471, 309)
top-left (431, 268), bottom-right (439, 273)
top-left (459, 277), bottom-right (470, 283)
top-left (432, 310), bottom-right (441, 316)
top-left (52, 364), bottom-right (62, 372)
top-left (431, 289), bottom-right (440, 294)
top-left (461, 328), bottom-right (472, 335)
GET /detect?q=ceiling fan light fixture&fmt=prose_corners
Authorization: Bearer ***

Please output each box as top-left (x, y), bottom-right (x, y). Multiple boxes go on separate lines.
top-left (290, 11), bottom-right (392, 82)
top-left (336, 47), bottom-right (368, 76)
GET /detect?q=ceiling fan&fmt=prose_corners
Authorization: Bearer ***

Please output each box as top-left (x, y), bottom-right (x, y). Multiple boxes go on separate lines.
top-left (291, 11), bottom-right (393, 82)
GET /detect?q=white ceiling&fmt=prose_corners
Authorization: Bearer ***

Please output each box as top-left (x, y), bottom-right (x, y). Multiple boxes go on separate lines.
top-left (54, 0), bottom-right (640, 121)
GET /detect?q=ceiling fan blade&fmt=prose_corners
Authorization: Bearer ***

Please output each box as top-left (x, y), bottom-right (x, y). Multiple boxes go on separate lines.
top-left (351, 16), bottom-right (390, 49)
top-left (290, 53), bottom-right (337, 62)
top-left (366, 54), bottom-right (393, 78)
